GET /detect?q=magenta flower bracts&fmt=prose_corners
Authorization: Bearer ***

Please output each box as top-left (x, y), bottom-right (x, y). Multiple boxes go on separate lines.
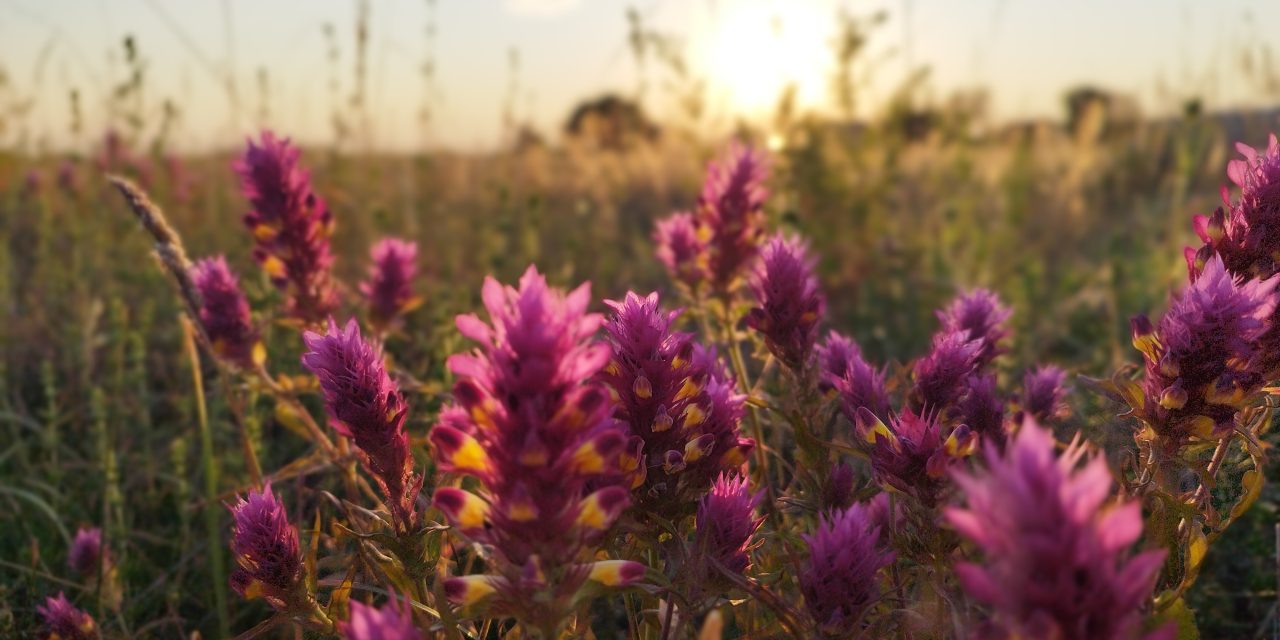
top-left (1187, 134), bottom-right (1280, 281)
top-left (340, 599), bottom-right (423, 640)
top-left (800, 504), bottom-right (894, 637)
top-left (856, 407), bottom-right (975, 508)
top-left (691, 474), bottom-right (764, 587)
top-left (361, 238), bottom-right (420, 332)
top-left (746, 234), bottom-right (826, 370)
top-left (191, 256), bottom-right (263, 369)
top-left (601, 291), bottom-right (754, 516)
top-left (68, 527), bottom-right (105, 578)
top-left (818, 332), bottom-right (891, 423)
top-left (699, 144), bottom-right (770, 292)
top-left (946, 418), bottom-right (1167, 640)
top-left (654, 211), bottom-right (708, 289)
top-left (910, 329), bottom-right (981, 414)
top-left (1131, 254), bottom-right (1276, 444)
top-left (1020, 365), bottom-right (1070, 424)
top-left (937, 289), bottom-right (1011, 368)
top-left (37, 592), bottom-right (97, 640)
top-left (302, 318), bottom-right (421, 531)
top-left (228, 485), bottom-right (306, 611)
top-left (429, 266), bottom-right (643, 625)
top-left (235, 130), bottom-right (338, 325)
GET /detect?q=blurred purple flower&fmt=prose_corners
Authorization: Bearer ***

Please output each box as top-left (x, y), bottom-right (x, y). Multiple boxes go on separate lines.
top-left (57, 160), bottom-right (79, 197)
top-left (361, 238), bottom-right (420, 331)
top-left (698, 144), bottom-right (770, 292)
top-left (654, 211), bottom-right (708, 289)
top-left (956, 373), bottom-right (1007, 446)
top-left (228, 485), bottom-right (305, 611)
top-left (821, 460), bottom-right (856, 511)
top-left (37, 592), bottom-right (96, 640)
top-left (818, 332), bottom-right (891, 424)
top-left (856, 408), bottom-right (975, 508)
top-left (68, 527), bottom-right (106, 579)
top-left (236, 130), bottom-right (338, 325)
top-left (1133, 254), bottom-right (1276, 443)
top-left (946, 418), bottom-right (1167, 640)
top-left (746, 234), bottom-right (826, 370)
top-left (192, 256), bottom-right (262, 369)
top-left (693, 473), bottom-right (764, 586)
top-left (937, 289), bottom-right (1011, 368)
top-left (303, 318), bottom-right (420, 531)
top-left (910, 330), bottom-right (981, 415)
top-left (1020, 365), bottom-right (1070, 424)
top-left (340, 599), bottom-right (423, 640)
top-left (429, 266), bottom-right (642, 624)
top-left (601, 291), bottom-right (754, 516)
top-left (800, 504), bottom-right (894, 636)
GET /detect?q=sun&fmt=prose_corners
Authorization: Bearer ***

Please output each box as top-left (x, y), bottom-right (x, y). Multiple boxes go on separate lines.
top-left (697, 1), bottom-right (835, 119)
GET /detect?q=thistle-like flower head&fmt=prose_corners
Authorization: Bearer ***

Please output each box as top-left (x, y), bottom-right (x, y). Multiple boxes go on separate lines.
top-left (430, 266), bottom-right (643, 625)
top-left (800, 504), bottom-right (894, 636)
top-left (37, 592), bottom-right (96, 640)
top-left (818, 332), bottom-right (891, 424)
top-left (693, 473), bottom-right (764, 585)
top-left (697, 144), bottom-right (770, 291)
top-left (746, 234), bottom-right (826, 370)
top-left (1189, 134), bottom-right (1280, 280)
top-left (956, 373), bottom-right (1007, 446)
top-left (946, 418), bottom-right (1167, 640)
top-left (361, 238), bottom-right (420, 331)
top-left (340, 599), bottom-right (423, 640)
top-left (68, 527), bottom-right (106, 579)
top-left (601, 291), bottom-right (754, 516)
top-left (856, 408), bottom-right (975, 507)
top-left (236, 130), bottom-right (338, 324)
top-left (191, 256), bottom-right (263, 369)
top-left (1133, 254), bottom-right (1276, 443)
top-left (228, 485), bottom-right (305, 611)
top-left (303, 318), bottom-right (420, 530)
top-left (911, 330), bottom-right (982, 415)
top-left (937, 289), bottom-right (1011, 368)
top-left (1020, 365), bottom-right (1070, 424)
top-left (654, 211), bottom-right (708, 289)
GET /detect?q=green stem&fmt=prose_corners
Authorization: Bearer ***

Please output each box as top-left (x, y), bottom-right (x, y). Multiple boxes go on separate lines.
top-left (184, 319), bottom-right (231, 639)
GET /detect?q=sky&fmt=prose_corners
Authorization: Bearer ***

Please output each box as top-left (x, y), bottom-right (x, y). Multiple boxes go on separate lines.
top-left (2, 0), bottom-right (1278, 152)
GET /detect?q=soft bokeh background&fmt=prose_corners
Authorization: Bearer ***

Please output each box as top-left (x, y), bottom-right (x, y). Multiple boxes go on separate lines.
top-left (3, 0), bottom-right (1280, 637)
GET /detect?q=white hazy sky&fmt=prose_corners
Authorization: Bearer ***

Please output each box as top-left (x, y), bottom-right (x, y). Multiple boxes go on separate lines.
top-left (2, 0), bottom-right (1278, 152)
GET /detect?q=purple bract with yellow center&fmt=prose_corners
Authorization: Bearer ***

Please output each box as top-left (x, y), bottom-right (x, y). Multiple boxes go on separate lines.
top-left (855, 407), bottom-right (975, 508)
top-left (191, 256), bottom-right (263, 369)
top-left (37, 592), bottom-right (96, 640)
top-left (601, 291), bottom-right (754, 517)
top-left (800, 503), bottom-right (894, 637)
top-left (361, 237), bottom-right (420, 332)
top-left (303, 318), bottom-right (421, 531)
top-left (429, 266), bottom-right (643, 627)
top-left (946, 418), bottom-right (1168, 640)
top-left (746, 234), bottom-right (826, 370)
top-left (228, 484), bottom-right (305, 611)
top-left (235, 130), bottom-right (338, 325)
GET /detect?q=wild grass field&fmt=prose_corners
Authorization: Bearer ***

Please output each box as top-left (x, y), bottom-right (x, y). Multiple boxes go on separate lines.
top-left (5, 4), bottom-right (1280, 639)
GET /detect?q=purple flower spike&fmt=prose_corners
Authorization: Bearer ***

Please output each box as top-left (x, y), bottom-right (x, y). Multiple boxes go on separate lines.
top-left (856, 408), bottom-right (975, 507)
top-left (746, 234), bottom-right (826, 370)
top-left (956, 373), bottom-right (1007, 446)
top-left (340, 598), bottom-right (423, 640)
top-left (946, 418), bottom-right (1167, 640)
top-left (229, 485), bottom-right (305, 611)
top-left (303, 318), bottom-right (420, 531)
top-left (698, 144), bottom-right (770, 291)
top-left (192, 256), bottom-right (263, 369)
top-left (37, 592), bottom-right (97, 640)
top-left (236, 130), bottom-right (338, 325)
top-left (910, 330), bottom-right (981, 415)
top-left (361, 238), bottom-right (420, 331)
top-left (693, 474), bottom-right (764, 586)
top-left (938, 289), bottom-right (1011, 368)
top-left (429, 266), bottom-right (641, 627)
top-left (1020, 365), bottom-right (1070, 424)
top-left (1133, 254), bottom-right (1276, 444)
top-left (1188, 134), bottom-right (1280, 282)
top-left (601, 291), bottom-right (754, 516)
top-left (818, 332), bottom-right (891, 424)
top-left (68, 527), bottom-right (106, 579)
top-left (654, 212), bottom-right (708, 289)
top-left (800, 504), bottom-right (894, 636)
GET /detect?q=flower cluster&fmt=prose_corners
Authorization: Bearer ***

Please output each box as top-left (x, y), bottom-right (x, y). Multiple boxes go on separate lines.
top-left (361, 237), bottom-right (420, 332)
top-left (1131, 254), bottom-right (1276, 444)
top-left (800, 503), bottom-right (894, 637)
top-left (856, 408), bottom-right (975, 508)
top-left (1019, 365), bottom-right (1069, 424)
top-left (235, 131), bottom-right (338, 325)
top-left (228, 485), bottom-right (307, 612)
top-left (302, 318), bottom-right (421, 531)
top-left (691, 474), bottom-right (763, 589)
top-left (653, 144), bottom-right (770, 292)
top-left (947, 418), bottom-right (1167, 640)
top-left (37, 592), bottom-right (97, 640)
top-left (429, 267), bottom-right (643, 626)
top-left (818, 332), bottom-right (891, 423)
top-left (191, 256), bottom-right (263, 369)
top-left (600, 291), bottom-right (754, 517)
top-left (746, 234), bottom-right (826, 370)
top-left (937, 289), bottom-right (1011, 368)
